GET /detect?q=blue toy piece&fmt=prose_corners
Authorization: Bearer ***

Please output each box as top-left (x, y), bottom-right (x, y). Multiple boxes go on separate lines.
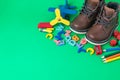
top-left (48, 0), bottom-right (77, 19)
top-left (65, 36), bottom-right (72, 42)
top-left (68, 40), bottom-right (76, 46)
top-left (58, 40), bottom-right (65, 46)
top-left (76, 43), bottom-right (86, 53)
top-left (56, 24), bottom-right (64, 31)
top-left (55, 35), bottom-right (63, 40)
top-left (55, 30), bottom-right (65, 40)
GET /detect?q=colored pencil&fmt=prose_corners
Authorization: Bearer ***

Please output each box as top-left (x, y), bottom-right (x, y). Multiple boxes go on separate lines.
top-left (101, 51), bottom-right (120, 58)
top-left (103, 48), bottom-right (120, 52)
top-left (104, 56), bottom-right (120, 63)
top-left (103, 53), bottom-right (120, 61)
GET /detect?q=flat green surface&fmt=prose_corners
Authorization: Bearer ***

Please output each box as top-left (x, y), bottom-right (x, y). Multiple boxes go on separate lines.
top-left (0, 0), bottom-right (120, 80)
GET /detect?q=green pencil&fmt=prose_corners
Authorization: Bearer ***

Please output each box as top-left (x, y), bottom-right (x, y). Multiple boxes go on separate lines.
top-left (101, 51), bottom-right (120, 58)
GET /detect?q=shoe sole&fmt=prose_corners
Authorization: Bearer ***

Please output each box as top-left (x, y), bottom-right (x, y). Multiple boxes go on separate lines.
top-left (85, 37), bottom-right (108, 45)
top-left (85, 24), bottom-right (119, 45)
top-left (70, 27), bottom-right (87, 34)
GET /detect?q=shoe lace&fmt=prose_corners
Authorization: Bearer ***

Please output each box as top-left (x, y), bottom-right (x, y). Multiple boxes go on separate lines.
top-left (95, 10), bottom-right (110, 25)
top-left (80, 3), bottom-right (96, 17)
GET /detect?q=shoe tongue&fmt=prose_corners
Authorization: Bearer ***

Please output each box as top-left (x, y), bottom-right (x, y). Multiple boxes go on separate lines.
top-left (87, 0), bottom-right (99, 10)
top-left (104, 6), bottom-right (115, 18)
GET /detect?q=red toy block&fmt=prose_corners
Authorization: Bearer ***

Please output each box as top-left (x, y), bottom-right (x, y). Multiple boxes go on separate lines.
top-left (110, 39), bottom-right (117, 47)
top-left (117, 33), bottom-right (120, 40)
top-left (114, 30), bottom-right (119, 38)
top-left (38, 22), bottom-right (52, 28)
top-left (94, 45), bottom-right (102, 55)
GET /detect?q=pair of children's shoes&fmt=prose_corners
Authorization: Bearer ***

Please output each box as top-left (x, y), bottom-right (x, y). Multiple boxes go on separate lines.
top-left (70, 0), bottom-right (120, 45)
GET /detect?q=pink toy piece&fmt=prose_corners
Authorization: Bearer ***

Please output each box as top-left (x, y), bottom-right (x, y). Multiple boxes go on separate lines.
top-left (80, 38), bottom-right (87, 45)
top-left (54, 40), bottom-right (61, 45)
top-left (65, 30), bottom-right (71, 36)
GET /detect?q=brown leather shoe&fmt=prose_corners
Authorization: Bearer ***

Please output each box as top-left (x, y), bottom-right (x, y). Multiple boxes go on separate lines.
top-left (86, 2), bottom-right (120, 45)
top-left (70, 0), bottom-right (104, 34)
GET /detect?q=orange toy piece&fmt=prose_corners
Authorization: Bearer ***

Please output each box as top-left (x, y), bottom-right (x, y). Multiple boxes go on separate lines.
top-left (72, 35), bottom-right (80, 42)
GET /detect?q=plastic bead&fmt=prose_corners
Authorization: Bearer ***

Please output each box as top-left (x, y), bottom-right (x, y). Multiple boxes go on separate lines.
top-left (117, 33), bottom-right (120, 40)
top-left (114, 30), bottom-right (119, 38)
top-left (110, 39), bottom-right (117, 47)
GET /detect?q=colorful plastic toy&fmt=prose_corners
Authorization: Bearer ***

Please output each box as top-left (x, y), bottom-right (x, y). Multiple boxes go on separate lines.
top-left (80, 38), bottom-right (87, 45)
top-left (110, 39), bottom-right (117, 47)
top-left (113, 30), bottom-right (120, 40)
top-left (58, 40), bottom-right (65, 46)
top-left (86, 48), bottom-right (95, 55)
top-left (38, 22), bottom-right (52, 28)
top-left (65, 36), bottom-right (72, 42)
top-left (72, 35), bottom-right (80, 42)
top-left (114, 30), bottom-right (119, 38)
top-left (39, 28), bottom-right (54, 33)
top-left (77, 44), bottom-right (86, 53)
top-left (65, 30), bottom-right (71, 36)
top-left (46, 33), bottom-right (53, 39)
top-left (54, 40), bottom-right (61, 45)
top-left (94, 45), bottom-right (102, 55)
top-left (48, 0), bottom-right (77, 19)
top-left (56, 24), bottom-right (64, 31)
top-left (50, 8), bottom-right (70, 26)
top-left (65, 36), bottom-right (77, 46)
top-left (68, 40), bottom-right (76, 46)
top-left (55, 30), bottom-right (65, 40)
top-left (117, 33), bottom-right (120, 40)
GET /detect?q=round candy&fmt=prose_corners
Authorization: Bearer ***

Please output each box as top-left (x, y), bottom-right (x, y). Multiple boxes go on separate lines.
top-left (110, 40), bottom-right (117, 47)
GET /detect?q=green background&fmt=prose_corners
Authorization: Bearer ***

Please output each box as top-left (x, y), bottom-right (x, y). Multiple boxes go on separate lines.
top-left (0, 0), bottom-right (120, 80)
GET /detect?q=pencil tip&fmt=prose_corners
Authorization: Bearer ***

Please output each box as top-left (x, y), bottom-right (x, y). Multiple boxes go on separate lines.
top-left (103, 61), bottom-right (107, 63)
top-left (101, 56), bottom-right (105, 58)
top-left (103, 50), bottom-right (106, 52)
top-left (103, 59), bottom-right (106, 61)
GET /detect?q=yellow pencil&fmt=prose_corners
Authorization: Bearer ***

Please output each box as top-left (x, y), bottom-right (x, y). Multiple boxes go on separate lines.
top-left (104, 56), bottom-right (120, 63)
